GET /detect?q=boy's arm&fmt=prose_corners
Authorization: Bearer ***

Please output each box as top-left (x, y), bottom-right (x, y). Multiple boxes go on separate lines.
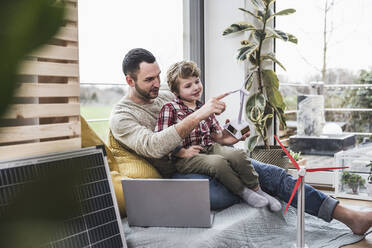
top-left (156, 104), bottom-right (191, 159)
top-left (174, 93), bottom-right (229, 138)
top-left (155, 104), bottom-right (176, 132)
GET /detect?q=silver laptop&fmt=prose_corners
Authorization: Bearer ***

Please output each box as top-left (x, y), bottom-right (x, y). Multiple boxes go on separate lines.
top-left (121, 178), bottom-right (213, 228)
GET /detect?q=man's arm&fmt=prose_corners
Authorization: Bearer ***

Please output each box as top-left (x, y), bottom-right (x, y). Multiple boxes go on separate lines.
top-left (110, 112), bottom-right (183, 159)
top-left (110, 92), bottom-right (228, 159)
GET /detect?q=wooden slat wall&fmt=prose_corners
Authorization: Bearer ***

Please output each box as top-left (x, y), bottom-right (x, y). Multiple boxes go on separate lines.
top-left (0, 0), bottom-right (81, 160)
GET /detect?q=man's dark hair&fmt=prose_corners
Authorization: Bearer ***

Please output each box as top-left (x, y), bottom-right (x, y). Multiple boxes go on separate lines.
top-left (122, 48), bottom-right (156, 81)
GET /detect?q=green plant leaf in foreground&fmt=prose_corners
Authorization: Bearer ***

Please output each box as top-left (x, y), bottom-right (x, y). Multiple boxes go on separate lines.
top-left (0, 0), bottom-right (65, 118)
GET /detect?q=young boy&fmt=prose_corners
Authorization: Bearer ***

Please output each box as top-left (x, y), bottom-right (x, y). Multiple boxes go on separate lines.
top-left (155, 61), bottom-right (281, 211)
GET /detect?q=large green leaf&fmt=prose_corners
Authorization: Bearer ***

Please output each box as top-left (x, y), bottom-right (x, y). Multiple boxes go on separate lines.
top-left (267, 8), bottom-right (296, 22)
top-left (262, 69), bottom-right (286, 115)
top-left (247, 135), bottom-right (260, 152)
top-left (261, 53), bottom-right (286, 71)
top-left (222, 22), bottom-right (256, 36)
top-left (237, 43), bottom-right (258, 61)
top-left (267, 101), bottom-right (287, 128)
top-left (239, 8), bottom-right (262, 22)
top-left (0, 0), bottom-right (65, 118)
top-left (246, 93), bottom-right (266, 116)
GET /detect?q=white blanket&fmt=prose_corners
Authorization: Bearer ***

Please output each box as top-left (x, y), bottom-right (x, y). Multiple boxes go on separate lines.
top-left (122, 203), bottom-right (369, 248)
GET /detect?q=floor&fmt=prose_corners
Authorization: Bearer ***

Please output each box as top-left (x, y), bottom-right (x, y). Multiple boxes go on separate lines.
top-left (337, 198), bottom-right (372, 248)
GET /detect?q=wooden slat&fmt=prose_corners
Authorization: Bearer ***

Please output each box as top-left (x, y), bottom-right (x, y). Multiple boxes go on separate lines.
top-left (55, 27), bottom-right (78, 42)
top-left (4, 103), bottom-right (80, 119)
top-left (0, 122), bottom-right (80, 143)
top-left (65, 7), bottom-right (78, 22)
top-left (0, 138), bottom-right (81, 161)
top-left (31, 45), bottom-right (78, 61)
top-left (19, 61), bottom-right (79, 77)
top-left (15, 83), bottom-right (80, 97)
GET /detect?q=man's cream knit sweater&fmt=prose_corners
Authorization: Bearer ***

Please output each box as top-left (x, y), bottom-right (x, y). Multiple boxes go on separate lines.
top-left (109, 90), bottom-right (183, 159)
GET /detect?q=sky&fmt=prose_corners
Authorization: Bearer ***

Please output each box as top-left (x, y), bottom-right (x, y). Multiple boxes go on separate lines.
top-left (78, 0), bottom-right (183, 84)
top-left (78, 0), bottom-right (372, 85)
top-left (276, 0), bottom-right (372, 83)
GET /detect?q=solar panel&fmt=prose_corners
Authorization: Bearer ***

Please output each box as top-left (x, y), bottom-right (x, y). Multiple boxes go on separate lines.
top-left (0, 146), bottom-right (127, 248)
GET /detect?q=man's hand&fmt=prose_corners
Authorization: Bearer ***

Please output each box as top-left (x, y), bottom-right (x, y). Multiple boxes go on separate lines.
top-left (196, 93), bottom-right (228, 120)
top-left (176, 145), bottom-right (204, 158)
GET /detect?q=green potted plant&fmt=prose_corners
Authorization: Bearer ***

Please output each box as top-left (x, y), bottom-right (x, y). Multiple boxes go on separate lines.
top-left (366, 160), bottom-right (372, 196)
top-left (288, 150), bottom-right (306, 169)
top-left (0, 1), bottom-right (77, 247)
top-left (222, 0), bottom-right (297, 168)
top-left (341, 171), bottom-right (366, 195)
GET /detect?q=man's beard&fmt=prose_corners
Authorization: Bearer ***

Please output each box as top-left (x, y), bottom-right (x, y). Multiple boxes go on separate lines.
top-left (134, 83), bottom-right (159, 100)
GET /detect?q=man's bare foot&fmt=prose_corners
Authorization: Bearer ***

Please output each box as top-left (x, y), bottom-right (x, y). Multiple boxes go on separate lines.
top-left (332, 204), bottom-right (372, 235)
top-left (348, 210), bottom-right (372, 235)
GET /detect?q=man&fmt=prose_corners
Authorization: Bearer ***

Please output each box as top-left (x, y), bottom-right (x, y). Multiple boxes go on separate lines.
top-left (110, 48), bottom-right (371, 235)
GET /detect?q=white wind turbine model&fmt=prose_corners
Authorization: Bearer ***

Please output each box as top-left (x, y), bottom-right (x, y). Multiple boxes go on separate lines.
top-left (274, 136), bottom-right (348, 248)
top-left (223, 86), bottom-right (251, 140)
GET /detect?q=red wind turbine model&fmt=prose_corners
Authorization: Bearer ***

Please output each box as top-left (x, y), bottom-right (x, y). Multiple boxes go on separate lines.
top-left (274, 136), bottom-right (348, 248)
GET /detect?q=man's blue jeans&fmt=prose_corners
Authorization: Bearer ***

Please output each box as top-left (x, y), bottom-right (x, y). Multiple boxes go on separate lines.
top-left (173, 159), bottom-right (338, 222)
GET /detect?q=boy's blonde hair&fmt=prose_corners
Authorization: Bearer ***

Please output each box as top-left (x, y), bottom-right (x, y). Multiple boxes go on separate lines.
top-left (167, 60), bottom-right (200, 95)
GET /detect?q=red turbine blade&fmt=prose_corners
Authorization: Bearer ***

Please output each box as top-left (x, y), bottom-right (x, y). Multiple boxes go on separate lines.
top-left (274, 136), bottom-right (300, 170)
top-left (306, 166), bottom-right (348, 172)
top-left (284, 176), bottom-right (303, 214)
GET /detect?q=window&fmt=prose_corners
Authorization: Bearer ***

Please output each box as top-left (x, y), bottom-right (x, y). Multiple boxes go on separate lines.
top-left (276, 1), bottom-right (372, 142)
top-left (78, 0), bottom-right (184, 142)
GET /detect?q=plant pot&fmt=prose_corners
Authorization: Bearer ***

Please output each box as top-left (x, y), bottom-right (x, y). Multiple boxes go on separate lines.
top-left (367, 183), bottom-right (372, 197)
top-left (250, 145), bottom-right (288, 170)
top-left (350, 184), bottom-right (359, 194)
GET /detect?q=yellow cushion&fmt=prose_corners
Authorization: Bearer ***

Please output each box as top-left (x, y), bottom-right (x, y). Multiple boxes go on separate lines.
top-left (108, 131), bottom-right (162, 179)
top-left (110, 171), bottom-right (128, 217)
top-left (81, 116), bottom-right (127, 217)
top-left (80, 115), bottom-right (119, 172)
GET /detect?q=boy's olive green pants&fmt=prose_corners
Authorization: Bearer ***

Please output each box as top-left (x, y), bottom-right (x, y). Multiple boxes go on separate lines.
top-left (174, 144), bottom-right (259, 195)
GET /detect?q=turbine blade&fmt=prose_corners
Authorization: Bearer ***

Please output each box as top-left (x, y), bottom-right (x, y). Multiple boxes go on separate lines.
top-left (274, 135), bottom-right (300, 170)
top-left (306, 166), bottom-right (348, 172)
top-left (284, 176), bottom-right (303, 214)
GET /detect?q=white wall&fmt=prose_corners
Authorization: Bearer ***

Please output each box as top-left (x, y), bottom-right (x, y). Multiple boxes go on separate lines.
top-left (204, 0), bottom-right (247, 148)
